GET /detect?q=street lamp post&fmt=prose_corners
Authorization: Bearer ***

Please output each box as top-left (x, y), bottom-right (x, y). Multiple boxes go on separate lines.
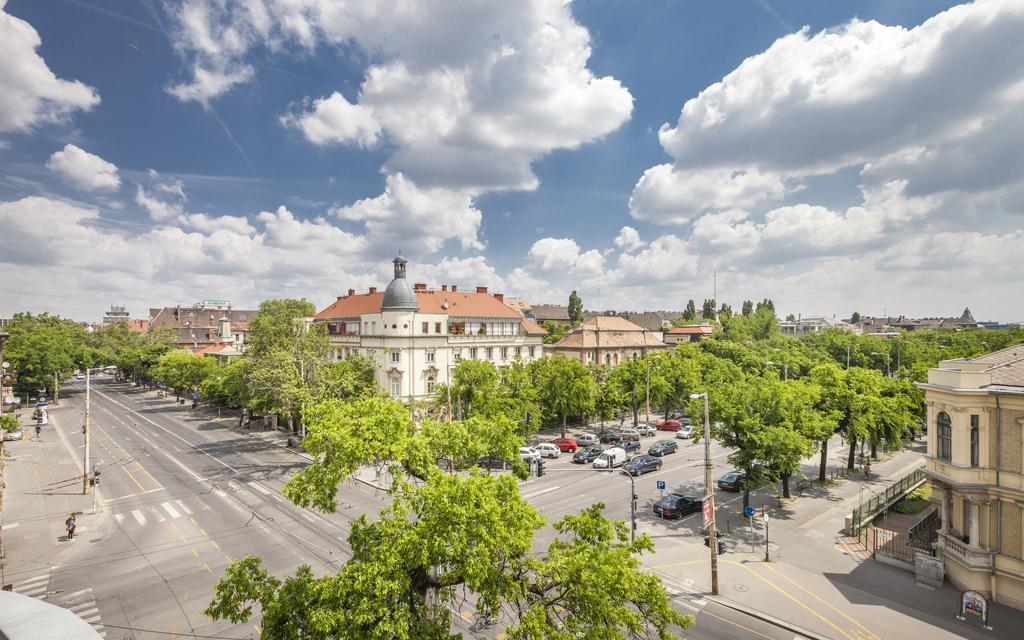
top-left (604, 468), bottom-right (638, 542)
top-left (0, 331), bottom-right (9, 414)
top-left (763, 512), bottom-right (770, 561)
top-left (83, 367), bottom-right (93, 494)
top-left (691, 391), bottom-right (718, 595)
top-left (766, 360), bottom-right (788, 380)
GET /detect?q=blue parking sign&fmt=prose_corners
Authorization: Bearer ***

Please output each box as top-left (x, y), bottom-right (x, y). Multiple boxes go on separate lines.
top-left (656, 480), bottom-right (666, 490)
top-left (744, 505), bottom-right (755, 518)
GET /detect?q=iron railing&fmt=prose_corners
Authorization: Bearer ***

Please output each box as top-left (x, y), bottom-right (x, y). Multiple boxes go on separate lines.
top-left (849, 467), bottom-right (926, 535)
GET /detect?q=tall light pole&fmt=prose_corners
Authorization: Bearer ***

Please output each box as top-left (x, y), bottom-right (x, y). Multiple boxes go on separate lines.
top-left (846, 344), bottom-right (851, 370)
top-left (691, 391), bottom-right (718, 595)
top-left (766, 360), bottom-right (787, 380)
top-left (83, 368), bottom-right (92, 494)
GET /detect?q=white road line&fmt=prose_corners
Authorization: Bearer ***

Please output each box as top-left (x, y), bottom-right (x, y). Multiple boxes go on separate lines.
top-left (522, 485), bottom-right (562, 500)
top-left (114, 514), bottom-right (125, 526)
top-left (161, 502), bottom-right (181, 519)
top-left (214, 489), bottom-right (227, 498)
top-left (131, 510), bottom-right (146, 526)
top-left (674, 600), bottom-right (699, 612)
top-left (300, 512), bottom-right (316, 522)
top-left (66, 588), bottom-right (90, 598)
top-left (175, 499), bottom-right (193, 514)
top-left (149, 508), bottom-right (166, 523)
top-left (248, 482), bottom-right (272, 496)
top-left (106, 487), bottom-right (166, 502)
top-left (18, 575), bottom-right (47, 587)
top-left (1, 522), bottom-right (19, 530)
top-left (70, 603), bottom-right (97, 614)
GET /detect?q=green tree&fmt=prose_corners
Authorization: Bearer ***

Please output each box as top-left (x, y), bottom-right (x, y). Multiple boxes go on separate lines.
top-left (682, 299), bottom-right (697, 322)
top-left (541, 320), bottom-right (569, 345)
top-left (718, 303), bottom-right (732, 319)
top-left (153, 349), bottom-right (216, 400)
top-left (741, 300), bottom-right (754, 316)
top-left (4, 313), bottom-right (89, 397)
top-left (785, 313), bottom-right (796, 322)
top-left (701, 298), bottom-right (716, 320)
top-left (449, 359), bottom-right (499, 418)
top-left (533, 356), bottom-right (595, 437)
top-left (208, 396), bottom-right (691, 638)
top-left (568, 290), bottom-right (584, 325)
top-left (850, 311), bottom-right (861, 324)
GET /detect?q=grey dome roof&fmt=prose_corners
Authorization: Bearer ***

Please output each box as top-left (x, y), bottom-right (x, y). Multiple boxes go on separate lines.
top-left (381, 256), bottom-right (419, 311)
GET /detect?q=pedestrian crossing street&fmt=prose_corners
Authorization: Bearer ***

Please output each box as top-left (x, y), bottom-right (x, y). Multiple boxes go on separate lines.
top-left (12, 572), bottom-right (107, 637)
top-left (113, 497), bottom-right (206, 528)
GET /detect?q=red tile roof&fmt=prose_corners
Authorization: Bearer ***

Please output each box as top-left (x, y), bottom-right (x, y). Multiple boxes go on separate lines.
top-left (521, 318), bottom-right (548, 336)
top-left (666, 325), bottom-right (716, 335)
top-left (317, 290), bottom-right (522, 320)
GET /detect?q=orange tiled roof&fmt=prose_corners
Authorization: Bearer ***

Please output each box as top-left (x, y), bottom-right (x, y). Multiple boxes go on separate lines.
top-left (667, 325), bottom-right (715, 335)
top-left (521, 318), bottom-right (548, 336)
top-left (317, 290), bottom-right (522, 320)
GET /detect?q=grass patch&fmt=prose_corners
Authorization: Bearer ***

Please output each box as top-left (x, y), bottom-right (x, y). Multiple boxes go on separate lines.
top-left (892, 484), bottom-right (932, 515)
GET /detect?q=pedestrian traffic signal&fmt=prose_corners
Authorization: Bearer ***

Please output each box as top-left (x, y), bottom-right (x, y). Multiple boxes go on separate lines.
top-left (536, 459), bottom-right (545, 477)
top-left (525, 411), bottom-right (532, 426)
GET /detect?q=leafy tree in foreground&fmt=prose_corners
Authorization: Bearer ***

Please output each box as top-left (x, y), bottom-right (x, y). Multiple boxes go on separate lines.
top-left (533, 356), bottom-right (595, 437)
top-left (207, 396), bottom-right (692, 638)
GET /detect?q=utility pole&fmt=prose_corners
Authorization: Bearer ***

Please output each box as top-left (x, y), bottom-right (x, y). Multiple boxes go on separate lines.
top-left (846, 344), bottom-right (851, 369)
top-left (644, 357), bottom-right (651, 424)
top-left (82, 368), bottom-right (91, 495)
top-left (692, 392), bottom-right (718, 595)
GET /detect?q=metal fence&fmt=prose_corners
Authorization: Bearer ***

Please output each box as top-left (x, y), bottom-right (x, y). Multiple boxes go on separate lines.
top-left (849, 467), bottom-right (926, 535)
top-left (855, 525), bottom-right (934, 563)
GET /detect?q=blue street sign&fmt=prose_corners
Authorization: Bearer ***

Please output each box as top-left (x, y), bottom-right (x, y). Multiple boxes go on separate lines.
top-left (656, 480), bottom-right (666, 490)
top-left (744, 505), bottom-right (755, 518)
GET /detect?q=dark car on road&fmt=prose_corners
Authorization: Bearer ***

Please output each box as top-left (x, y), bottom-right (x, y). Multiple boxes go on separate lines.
top-left (572, 445), bottom-right (604, 464)
top-left (477, 455), bottom-right (510, 471)
top-left (717, 470), bottom-right (746, 491)
top-left (620, 440), bottom-right (641, 454)
top-left (653, 494), bottom-right (702, 519)
top-left (598, 431), bottom-right (622, 445)
top-left (622, 455), bottom-right (662, 476)
top-left (648, 440), bottom-right (678, 456)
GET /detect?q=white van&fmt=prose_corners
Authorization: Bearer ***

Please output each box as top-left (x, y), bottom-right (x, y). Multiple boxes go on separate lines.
top-left (593, 446), bottom-right (626, 469)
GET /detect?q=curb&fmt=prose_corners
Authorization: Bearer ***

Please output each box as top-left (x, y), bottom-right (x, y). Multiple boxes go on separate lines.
top-left (708, 595), bottom-right (835, 640)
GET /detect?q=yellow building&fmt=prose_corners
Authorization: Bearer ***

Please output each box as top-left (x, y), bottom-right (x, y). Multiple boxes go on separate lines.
top-left (919, 344), bottom-right (1024, 608)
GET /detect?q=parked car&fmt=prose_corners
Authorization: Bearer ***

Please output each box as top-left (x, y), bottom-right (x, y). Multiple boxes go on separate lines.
top-left (655, 419), bottom-right (681, 431)
top-left (623, 454), bottom-right (663, 476)
top-left (621, 440), bottom-right (641, 455)
top-left (618, 428), bottom-right (641, 441)
top-left (2, 426), bottom-right (23, 441)
top-left (678, 416), bottom-right (693, 426)
top-left (477, 455), bottom-right (509, 471)
top-left (593, 446), bottom-right (627, 469)
top-left (572, 445), bottom-right (603, 464)
top-left (549, 437), bottom-right (578, 453)
top-left (648, 440), bottom-right (678, 456)
top-left (534, 443), bottom-right (561, 459)
top-left (653, 494), bottom-right (702, 519)
top-left (675, 424), bottom-right (694, 439)
top-left (717, 470), bottom-right (747, 491)
top-left (598, 431), bottom-right (622, 445)
top-left (636, 422), bottom-right (657, 437)
top-left (573, 433), bottom-right (599, 447)
top-left (520, 447), bottom-right (539, 462)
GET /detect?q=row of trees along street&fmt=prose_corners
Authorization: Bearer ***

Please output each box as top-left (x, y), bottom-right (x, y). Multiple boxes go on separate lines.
top-left (2, 299), bottom-right (1022, 638)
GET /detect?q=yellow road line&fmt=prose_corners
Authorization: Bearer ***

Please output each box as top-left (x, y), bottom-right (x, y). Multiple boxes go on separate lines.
top-left (210, 541), bottom-right (221, 551)
top-left (721, 560), bottom-right (855, 640)
top-left (191, 548), bottom-right (199, 557)
top-left (647, 559), bottom-right (706, 570)
top-left (701, 609), bottom-right (776, 640)
top-left (758, 562), bottom-right (880, 640)
top-left (202, 563), bottom-right (212, 573)
top-left (134, 460), bottom-right (164, 489)
top-left (122, 466), bottom-right (146, 492)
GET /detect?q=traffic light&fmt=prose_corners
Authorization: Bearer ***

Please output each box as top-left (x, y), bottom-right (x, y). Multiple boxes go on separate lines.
top-left (536, 459), bottom-right (545, 477)
top-left (703, 532), bottom-right (725, 554)
top-left (525, 411), bottom-right (532, 427)
top-left (90, 470), bottom-right (101, 486)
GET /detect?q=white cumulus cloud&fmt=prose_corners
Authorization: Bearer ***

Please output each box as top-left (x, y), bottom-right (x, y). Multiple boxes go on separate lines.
top-left (46, 144), bottom-right (121, 192)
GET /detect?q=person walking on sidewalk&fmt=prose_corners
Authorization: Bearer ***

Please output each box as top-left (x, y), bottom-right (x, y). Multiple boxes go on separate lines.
top-left (65, 513), bottom-right (77, 540)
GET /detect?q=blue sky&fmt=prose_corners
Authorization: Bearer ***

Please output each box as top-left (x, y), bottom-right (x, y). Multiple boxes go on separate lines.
top-left (1, 0), bottom-right (1020, 322)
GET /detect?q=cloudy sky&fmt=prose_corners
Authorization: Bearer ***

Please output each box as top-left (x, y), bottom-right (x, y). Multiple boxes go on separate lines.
top-left (1, 0), bottom-right (1021, 322)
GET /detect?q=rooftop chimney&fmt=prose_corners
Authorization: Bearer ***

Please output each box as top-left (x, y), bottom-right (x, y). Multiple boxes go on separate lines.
top-left (347, 288), bottom-right (355, 296)
top-left (413, 283), bottom-right (427, 291)
top-left (476, 286), bottom-right (488, 294)
top-left (494, 293), bottom-right (504, 302)
top-left (451, 285), bottom-right (458, 292)
top-left (441, 285), bottom-right (448, 292)
top-left (369, 287), bottom-right (377, 294)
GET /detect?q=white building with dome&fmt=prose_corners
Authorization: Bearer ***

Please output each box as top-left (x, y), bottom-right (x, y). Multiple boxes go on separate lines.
top-left (315, 256), bottom-right (547, 401)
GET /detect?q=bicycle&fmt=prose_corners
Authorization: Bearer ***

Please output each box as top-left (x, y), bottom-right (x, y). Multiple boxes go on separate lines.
top-left (469, 613), bottom-right (498, 633)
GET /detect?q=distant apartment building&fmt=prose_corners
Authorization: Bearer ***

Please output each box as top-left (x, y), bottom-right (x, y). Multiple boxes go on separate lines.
top-left (860, 308), bottom-right (979, 333)
top-left (664, 324), bottom-right (716, 345)
top-left (532, 304), bottom-right (571, 325)
top-left (100, 305), bottom-right (149, 333)
top-left (149, 301), bottom-right (253, 352)
top-left (314, 257), bottom-right (546, 402)
top-left (919, 345), bottom-right (1024, 609)
top-left (778, 315), bottom-right (861, 337)
top-left (583, 310), bottom-right (680, 334)
top-left (550, 315), bottom-right (669, 366)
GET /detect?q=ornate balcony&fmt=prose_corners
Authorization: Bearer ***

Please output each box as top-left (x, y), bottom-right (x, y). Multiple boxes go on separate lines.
top-left (937, 531), bottom-right (992, 570)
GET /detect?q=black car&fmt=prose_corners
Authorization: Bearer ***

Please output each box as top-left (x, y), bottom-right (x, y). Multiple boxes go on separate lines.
top-left (717, 470), bottom-right (746, 491)
top-left (623, 455), bottom-right (662, 476)
top-left (572, 445), bottom-right (604, 464)
top-left (653, 494), bottom-right (702, 519)
top-left (621, 440), bottom-right (641, 454)
top-left (648, 440), bottom-right (678, 456)
top-left (477, 455), bottom-right (510, 471)
top-left (598, 431), bottom-right (622, 445)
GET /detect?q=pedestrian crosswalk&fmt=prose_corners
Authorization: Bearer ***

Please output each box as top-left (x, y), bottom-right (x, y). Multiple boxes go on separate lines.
top-left (114, 497), bottom-right (211, 529)
top-left (13, 569), bottom-right (51, 598)
top-left (64, 587), bottom-right (107, 638)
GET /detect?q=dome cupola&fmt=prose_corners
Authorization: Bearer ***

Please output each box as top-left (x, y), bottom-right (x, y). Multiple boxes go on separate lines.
top-left (381, 255), bottom-right (419, 311)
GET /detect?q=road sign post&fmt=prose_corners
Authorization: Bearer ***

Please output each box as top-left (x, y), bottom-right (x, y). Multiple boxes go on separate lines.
top-left (745, 505), bottom-right (755, 552)
top-left (657, 479), bottom-right (666, 497)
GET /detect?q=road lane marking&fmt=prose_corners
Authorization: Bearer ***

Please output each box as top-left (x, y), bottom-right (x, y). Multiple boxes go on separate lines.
top-left (106, 487), bottom-right (166, 501)
top-left (135, 460), bottom-right (164, 489)
top-left (210, 541), bottom-right (221, 551)
top-left (149, 508), bottom-right (166, 523)
top-left (522, 485), bottom-right (562, 499)
top-left (131, 510), bottom-right (146, 526)
top-left (248, 482), bottom-right (272, 496)
top-left (122, 466), bottom-right (146, 492)
top-left (175, 499), bottom-right (193, 514)
top-left (757, 562), bottom-right (879, 640)
top-left (1, 523), bottom-right (19, 530)
top-left (202, 563), bottom-right (212, 573)
top-left (114, 514), bottom-right (125, 526)
top-left (700, 610), bottom-right (775, 640)
top-left (192, 548), bottom-right (199, 557)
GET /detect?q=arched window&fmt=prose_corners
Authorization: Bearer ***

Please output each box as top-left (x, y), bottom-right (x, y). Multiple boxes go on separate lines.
top-left (605, 353), bottom-right (611, 366)
top-left (936, 411), bottom-right (952, 462)
top-left (427, 376), bottom-right (436, 394)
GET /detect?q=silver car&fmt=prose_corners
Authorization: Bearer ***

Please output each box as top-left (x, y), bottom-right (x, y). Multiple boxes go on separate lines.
top-left (675, 424), bottom-right (694, 439)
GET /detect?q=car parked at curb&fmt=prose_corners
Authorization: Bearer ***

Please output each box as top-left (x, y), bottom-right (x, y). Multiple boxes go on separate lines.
top-left (648, 440), bottom-right (678, 456)
top-left (653, 494), bottom-right (702, 519)
top-left (598, 431), bottom-right (622, 445)
top-left (620, 439), bottom-right (641, 455)
top-left (477, 455), bottom-right (509, 471)
top-left (573, 433), bottom-right (599, 447)
top-left (572, 445), bottom-right (603, 464)
top-left (717, 470), bottom-right (747, 491)
top-left (549, 437), bottom-right (578, 453)
top-left (618, 428), bottom-right (641, 441)
top-left (534, 443), bottom-right (561, 459)
top-left (636, 423), bottom-right (657, 437)
top-left (675, 424), bottom-right (694, 439)
top-left (655, 419), bottom-right (681, 431)
top-left (520, 447), bottom-right (540, 463)
top-left (623, 455), bottom-right (662, 476)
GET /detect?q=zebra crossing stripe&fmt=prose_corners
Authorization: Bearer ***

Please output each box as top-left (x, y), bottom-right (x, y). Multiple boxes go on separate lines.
top-left (248, 482), bottom-right (272, 496)
top-left (161, 502), bottom-right (181, 519)
top-left (175, 499), bottom-right (193, 514)
top-left (131, 510), bottom-right (146, 526)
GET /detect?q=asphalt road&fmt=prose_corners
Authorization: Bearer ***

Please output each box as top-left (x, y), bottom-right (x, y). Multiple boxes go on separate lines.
top-left (39, 378), bottom-right (820, 639)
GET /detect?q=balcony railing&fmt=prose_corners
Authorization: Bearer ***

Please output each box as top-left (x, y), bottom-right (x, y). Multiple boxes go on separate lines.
top-left (937, 531), bottom-right (992, 570)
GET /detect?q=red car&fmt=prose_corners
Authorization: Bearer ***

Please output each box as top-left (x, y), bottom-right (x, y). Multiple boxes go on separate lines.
top-left (549, 437), bottom-right (578, 453)
top-left (656, 419), bottom-right (682, 431)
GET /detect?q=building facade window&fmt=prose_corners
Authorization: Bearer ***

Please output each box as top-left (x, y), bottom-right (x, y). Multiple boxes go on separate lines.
top-left (529, 346), bottom-right (536, 358)
top-left (486, 347), bottom-right (493, 359)
top-left (937, 411), bottom-right (952, 462)
top-left (449, 321), bottom-right (466, 335)
top-left (435, 322), bottom-right (442, 333)
top-left (426, 349), bottom-right (435, 363)
top-left (422, 322), bottom-right (429, 333)
top-left (427, 376), bottom-right (436, 393)
top-left (515, 346), bottom-right (522, 357)
top-left (500, 347), bottom-right (508, 360)
top-left (391, 351), bottom-right (400, 363)
top-left (469, 347), bottom-right (478, 359)
top-left (970, 414), bottom-right (979, 468)
top-left (390, 378), bottom-right (400, 397)
top-left (454, 349), bottom-right (462, 362)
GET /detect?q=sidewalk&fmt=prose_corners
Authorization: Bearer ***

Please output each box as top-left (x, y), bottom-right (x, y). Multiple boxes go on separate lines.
top-left (0, 398), bottom-right (98, 595)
